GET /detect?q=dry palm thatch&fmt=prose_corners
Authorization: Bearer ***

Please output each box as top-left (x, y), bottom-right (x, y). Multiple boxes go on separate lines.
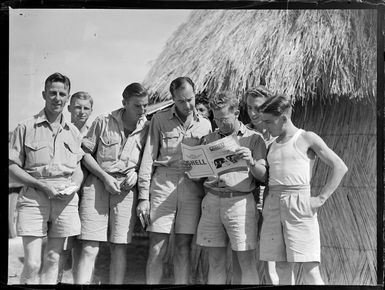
top-left (142, 10), bottom-right (377, 285)
top-left (144, 10), bottom-right (375, 105)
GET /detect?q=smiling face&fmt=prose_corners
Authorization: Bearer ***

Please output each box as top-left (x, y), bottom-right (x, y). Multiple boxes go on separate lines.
top-left (246, 95), bottom-right (266, 129)
top-left (261, 112), bottom-right (284, 137)
top-left (42, 81), bottom-right (70, 118)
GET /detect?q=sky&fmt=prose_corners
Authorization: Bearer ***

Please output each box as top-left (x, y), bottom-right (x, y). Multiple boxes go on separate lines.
top-left (9, 9), bottom-right (191, 131)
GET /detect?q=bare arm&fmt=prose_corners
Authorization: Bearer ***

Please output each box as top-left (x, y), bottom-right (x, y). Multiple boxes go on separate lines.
top-left (304, 131), bottom-right (348, 207)
top-left (9, 163), bottom-right (62, 199)
top-left (81, 152), bottom-right (121, 195)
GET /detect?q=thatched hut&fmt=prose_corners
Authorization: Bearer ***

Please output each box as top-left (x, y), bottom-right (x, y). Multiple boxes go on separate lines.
top-left (142, 10), bottom-right (377, 285)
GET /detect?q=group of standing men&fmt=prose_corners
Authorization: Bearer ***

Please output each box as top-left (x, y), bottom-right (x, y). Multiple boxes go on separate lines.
top-left (9, 72), bottom-right (348, 285)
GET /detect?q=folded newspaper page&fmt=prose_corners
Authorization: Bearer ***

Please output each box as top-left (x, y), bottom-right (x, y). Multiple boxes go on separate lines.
top-left (181, 134), bottom-right (248, 178)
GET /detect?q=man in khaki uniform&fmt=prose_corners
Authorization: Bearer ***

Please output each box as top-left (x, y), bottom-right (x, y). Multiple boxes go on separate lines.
top-left (9, 72), bottom-right (84, 284)
top-left (58, 91), bottom-right (94, 282)
top-left (137, 77), bottom-right (212, 284)
top-left (75, 83), bottom-right (149, 284)
top-left (196, 91), bottom-right (267, 284)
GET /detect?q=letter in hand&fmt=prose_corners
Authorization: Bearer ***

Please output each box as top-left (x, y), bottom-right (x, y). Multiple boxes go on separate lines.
top-left (178, 160), bottom-right (193, 172)
top-left (137, 200), bottom-right (150, 230)
top-left (103, 174), bottom-right (121, 195)
top-left (120, 170), bottom-right (138, 192)
top-left (40, 182), bottom-right (66, 200)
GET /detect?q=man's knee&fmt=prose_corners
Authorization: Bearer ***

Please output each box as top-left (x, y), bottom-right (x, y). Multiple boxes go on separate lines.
top-left (24, 258), bottom-right (42, 274)
top-left (44, 250), bottom-right (61, 266)
top-left (174, 234), bottom-right (192, 257)
top-left (148, 233), bottom-right (168, 260)
top-left (276, 261), bottom-right (293, 271)
top-left (81, 241), bottom-right (100, 259)
top-left (302, 262), bottom-right (319, 272)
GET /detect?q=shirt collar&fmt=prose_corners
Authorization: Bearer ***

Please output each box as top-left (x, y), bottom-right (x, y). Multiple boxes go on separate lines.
top-left (36, 109), bottom-right (70, 128)
top-left (111, 107), bottom-right (148, 132)
top-left (169, 105), bottom-right (200, 122)
top-left (218, 121), bottom-right (246, 138)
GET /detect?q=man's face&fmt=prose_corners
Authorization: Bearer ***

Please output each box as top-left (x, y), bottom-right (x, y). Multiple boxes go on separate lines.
top-left (123, 95), bottom-right (149, 123)
top-left (172, 83), bottom-right (195, 119)
top-left (247, 96), bottom-right (266, 128)
top-left (213, 105), bottom-right (239, 135)
top-left (42, 81), bottom-right (70, 116)
top-left (195, 103), bottom-right (210, 119)
top-left (261, 112), bottom-right (283, 137)
top-left (68, 98), bottom-right (93, 125)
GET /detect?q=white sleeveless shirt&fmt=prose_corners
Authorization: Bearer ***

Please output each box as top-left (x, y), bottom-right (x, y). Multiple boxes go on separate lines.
top-left (267, 129), bottom-right (314, 186)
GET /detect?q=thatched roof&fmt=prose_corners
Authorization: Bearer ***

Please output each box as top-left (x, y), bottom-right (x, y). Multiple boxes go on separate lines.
top-left (143, 10), bottom-right (376, 104)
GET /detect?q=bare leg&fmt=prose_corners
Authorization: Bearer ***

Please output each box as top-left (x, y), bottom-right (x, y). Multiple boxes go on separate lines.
top-left (71, 239), bottom-right (82, 282)
top-left (109, 243), bottom-right (127, 284)
top-left (267, 261), bottom-right (279, 285)
top-left (302, 262), bottom-right (324, 285)
top-left (75, 240), bottom-right (99, 284)
top-left (174, 233), bottom-right (193, 284)
top-left (231, 250), bottom-right (242, 284)
top-left (236, 250), bottom-right (259, 284)
top-left (275, 261), bottom-right (294, 285)
top-left (20, 236), bottom-right (44, 284)
top-left (146, 232), bottom-right (169, 284)
top-left (207, 247), bottom-right (227, 284)
top-left (40, 237), bottom-right (66, 284)
top-left (57, 249), bottom-right (70, 282)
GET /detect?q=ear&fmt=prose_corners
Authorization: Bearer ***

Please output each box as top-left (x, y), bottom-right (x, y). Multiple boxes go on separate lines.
top-left (67, 105), bottom-right (71, 113)
top-left (282, 115), bottom-right (288, 123)
top-left (122, 99), bottom-right (126, 107)
top-left (42, 91), bottom-right (46, 101)
top-left (234, 109), bottom-right (240, 118)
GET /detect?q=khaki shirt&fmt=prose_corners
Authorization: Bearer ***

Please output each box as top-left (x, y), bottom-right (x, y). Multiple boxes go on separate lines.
top-left (203, 122), bottom-right (267, 193)
top-left (82, 108), bottom-right (149, 174)
top-left (138, 105), bottom-right (212, 200)
top-left (9, 109), bottom-right (83, 179)
top-left (79, 123), bottom-right (90, 138)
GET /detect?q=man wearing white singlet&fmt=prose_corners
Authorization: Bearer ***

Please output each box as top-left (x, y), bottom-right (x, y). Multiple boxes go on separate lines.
top-left (259, 95), bottom-right (348, 285)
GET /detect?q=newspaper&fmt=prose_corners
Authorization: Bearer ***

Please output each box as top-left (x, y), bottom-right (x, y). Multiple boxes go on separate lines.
top-left (181, 134), bottom-right (248, 178)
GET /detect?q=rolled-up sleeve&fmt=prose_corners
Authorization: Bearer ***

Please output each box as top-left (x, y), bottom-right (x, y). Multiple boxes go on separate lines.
top-left (138, 115), bottom-right (161, 200)
top-left (9, 124), bottom-right (25, 167)
top-left (81, 116), bottom-right (102, 155)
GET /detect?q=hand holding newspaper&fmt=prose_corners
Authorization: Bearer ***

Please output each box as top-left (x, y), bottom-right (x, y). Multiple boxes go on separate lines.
top-left (181, 134), bottom-right (248, 178)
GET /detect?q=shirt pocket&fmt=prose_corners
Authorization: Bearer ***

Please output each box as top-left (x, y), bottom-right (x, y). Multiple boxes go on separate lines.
top-left (98, 135), bottom-right (120, 162)
top-left (182, 132), bottom-right (204, 147)
top-left (63, 140), bottom-right (81, 169)
top-left (161, 131), bottom-right (180, 154)
top-left (24, 141), bottom-right (50, 167)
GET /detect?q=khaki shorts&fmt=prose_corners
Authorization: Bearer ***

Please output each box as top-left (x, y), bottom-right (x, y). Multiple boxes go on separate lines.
top-left (17, 180), bottom-right (81, 238)
top-left (78, 174), bottom-right (137, 244)
top-left (196, 192), bottom-right (257, 251)
top-left (259, 185), bottom-right (321, 262)
top-left (147, 169), bottom-right (204, 234)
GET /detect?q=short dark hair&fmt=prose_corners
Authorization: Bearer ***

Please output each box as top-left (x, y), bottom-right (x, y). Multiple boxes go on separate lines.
top-left (209, 91), bottom-right (239, 113)
top-left (122, 83), bottom-right (148, 100)
top-left (169, 77), bottom-right (195, 98)
top-left (70, 91), bottom-right (93, 107)
top-left (44, 72), bottom-right (71, 93)
top-left (195, 93), bottom-right (210, 107)
top-left (259, 95), bottom-right (293, 117)
top-left (245, 85), bottom-right (273, 102)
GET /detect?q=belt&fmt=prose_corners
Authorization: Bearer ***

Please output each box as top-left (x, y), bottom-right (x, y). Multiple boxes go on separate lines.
top-left (208, 189), bottom-right (249, 198)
